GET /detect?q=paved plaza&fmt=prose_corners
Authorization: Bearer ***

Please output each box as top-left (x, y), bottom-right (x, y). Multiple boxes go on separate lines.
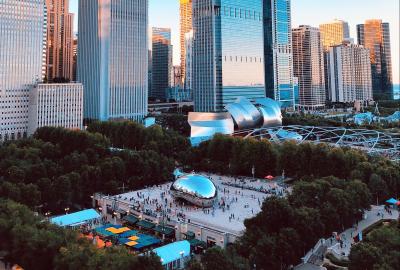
top-left (114, 173), bottom-right (290, 234)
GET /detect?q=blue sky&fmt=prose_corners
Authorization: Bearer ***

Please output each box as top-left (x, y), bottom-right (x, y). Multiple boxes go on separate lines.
top-left (70, 0), bottom-right (399, 83)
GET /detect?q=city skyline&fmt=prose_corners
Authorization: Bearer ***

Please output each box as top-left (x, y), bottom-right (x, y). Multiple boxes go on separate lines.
top-left (70, 0), bottom-right (400, 84)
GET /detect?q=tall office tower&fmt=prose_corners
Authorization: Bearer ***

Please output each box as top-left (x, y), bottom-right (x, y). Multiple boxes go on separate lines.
top-left (193, 0), bottom-right (266, 112)
top-left (263, 0), bottom-right (295, 108)
top-left (0, 0), bottom-right (46, 141)
top-left (292, 25), bottom-right (326, 109)
top-left (151, 27), bottom-right (173, 100)
top-left (45, 0), bottom-right (74, 82)
top-left (180, 0), bottom-right (193, 86)
top-left (319, 19), bottom-right (350, 101)
top-left (319, 19), bottom-right (350, 50)
top-left (326, 42), bottom-right (373, 103)
top-left (357, 20), bottom-right (393, 99)
top-left (78, 0), bottom-right (148, 121)
top-left (184, 30), bottom-right (194, 91)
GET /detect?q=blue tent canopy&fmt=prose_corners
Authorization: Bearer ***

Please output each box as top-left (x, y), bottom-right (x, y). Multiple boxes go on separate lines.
top-left (153, 240), bottom-right (190, 265)
top-left (386, 198), bottom-right (398, 205)
top-left (50, 209), bottom-right (100, 227)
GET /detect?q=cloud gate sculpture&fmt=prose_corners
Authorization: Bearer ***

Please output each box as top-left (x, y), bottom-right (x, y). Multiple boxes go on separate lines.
top-left (170, 173), bottom-right (218, 207)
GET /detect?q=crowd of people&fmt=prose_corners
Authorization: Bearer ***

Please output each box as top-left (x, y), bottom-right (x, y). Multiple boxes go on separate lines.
top-left (106, 172), bottom-right (293, 229)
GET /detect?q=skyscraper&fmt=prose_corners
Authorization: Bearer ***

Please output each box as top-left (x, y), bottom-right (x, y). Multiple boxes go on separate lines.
top-left (72, 35), bottom-right (78, 81)
top-left (180, 0), bottom-right (193, 86)
top-left (263, 0), bottom-right (295, 108)
top-left (0, 0), bottom-right (47, 141)
top-left (151, 27), bottom-right (173, 100)
top-left (184, 30), bottom-right (194, 92)
top-left (77, 0), bottom-right (148, 121)
top-left (319, 19), bottom-right (350, 101)
top-left (319, 19), bottom-right (350, 50)
top-left (45, 0), bottom-right (74, 82)
top-left (193, 0), bottom-right (266, 112)
top-left (292, 26), bottom-right (326, 109)
top-left (327, 42), bottom-right (373, 103)
top-left (357, 20), bottom-right (393, 99)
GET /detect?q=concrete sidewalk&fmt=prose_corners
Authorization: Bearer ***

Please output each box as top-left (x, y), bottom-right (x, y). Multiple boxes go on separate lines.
top-left (302, 205), bottom-right (399, 266)
top-left (328, 205), bottom-right (399, 258)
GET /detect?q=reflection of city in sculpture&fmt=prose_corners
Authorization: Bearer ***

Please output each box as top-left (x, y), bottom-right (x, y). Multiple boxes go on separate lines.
top-left (189, 97), bottom-right (282, 145)
top-left (170, 171), bottom-right (218, 207)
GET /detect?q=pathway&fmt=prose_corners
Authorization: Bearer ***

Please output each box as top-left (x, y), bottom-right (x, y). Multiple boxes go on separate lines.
top-left (328, 205), bottom-right (398, 258)
top-left (302, 205), bottom-right (399, 266)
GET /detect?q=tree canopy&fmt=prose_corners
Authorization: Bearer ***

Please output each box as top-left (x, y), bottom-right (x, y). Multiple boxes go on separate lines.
top-left (0, 200), bottom-right (163, 270)
top-left (349, 221), bottom-right (400, 270)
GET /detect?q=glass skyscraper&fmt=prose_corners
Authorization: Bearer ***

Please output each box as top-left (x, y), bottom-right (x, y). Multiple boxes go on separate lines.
top-left (151, 27), bottom-right (172, 100)
top-left (77, 0), bottom-right (148, 121)
top-left (319, 20), bottom-right (350, 50)
top-left (357, 20), bottom-right (393, 100)
top-left (180, 0), bottom-right (193, 86)
top-left (263, 0), bottom-right (295, 108)
top-left (0, 0), bottom-right (46, 141)
top-left (193, 0), bottom-right (266, 112)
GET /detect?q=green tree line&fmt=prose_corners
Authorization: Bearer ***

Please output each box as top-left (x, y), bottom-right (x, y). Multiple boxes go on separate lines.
top-left (0, 127), bottom-right (176, 213)
top-left (0, 200), bottom-right (163, 270)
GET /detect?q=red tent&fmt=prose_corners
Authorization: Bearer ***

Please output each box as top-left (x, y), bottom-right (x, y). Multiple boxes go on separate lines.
top-left (264, 175), bottom-right (274, 180)
top-left (397, 201), bottom-right (400, 206)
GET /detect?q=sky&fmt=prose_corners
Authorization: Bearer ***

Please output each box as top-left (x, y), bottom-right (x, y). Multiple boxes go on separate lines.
top-left (70, 0), bottom-right (399, 83)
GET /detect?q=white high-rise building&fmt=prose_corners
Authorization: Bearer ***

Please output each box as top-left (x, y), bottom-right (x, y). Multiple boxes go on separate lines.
top-left (327, 42), bottom-right (373, 103)
top-left (77, 0), bottom-right (148, 121)
top-left (28, 83), bottom-right (83, 135)
top-left (0, 0), bottom-right (47, 141)
top-left (292, 25), bottom-right (326, 109)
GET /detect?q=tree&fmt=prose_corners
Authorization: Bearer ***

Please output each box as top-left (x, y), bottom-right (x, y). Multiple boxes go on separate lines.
top-left (201, 247), bottom-right (233, 270)
top-left (349, 243), bottom-right (381, 270)
top-left (368, 173), bottom-right (388, 204)
top-left (186, 259), bottom-right (204, 270)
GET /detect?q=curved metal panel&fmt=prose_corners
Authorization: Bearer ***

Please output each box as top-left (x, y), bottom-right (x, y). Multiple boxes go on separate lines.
top-left (188, 112), bottom-right (234, 138)
top-left (225, 97), bottom-right (262, 129)
top-left (171, 174), bottom-right (218, 207)
top-left (255, 98), bottom-right (282, 127)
